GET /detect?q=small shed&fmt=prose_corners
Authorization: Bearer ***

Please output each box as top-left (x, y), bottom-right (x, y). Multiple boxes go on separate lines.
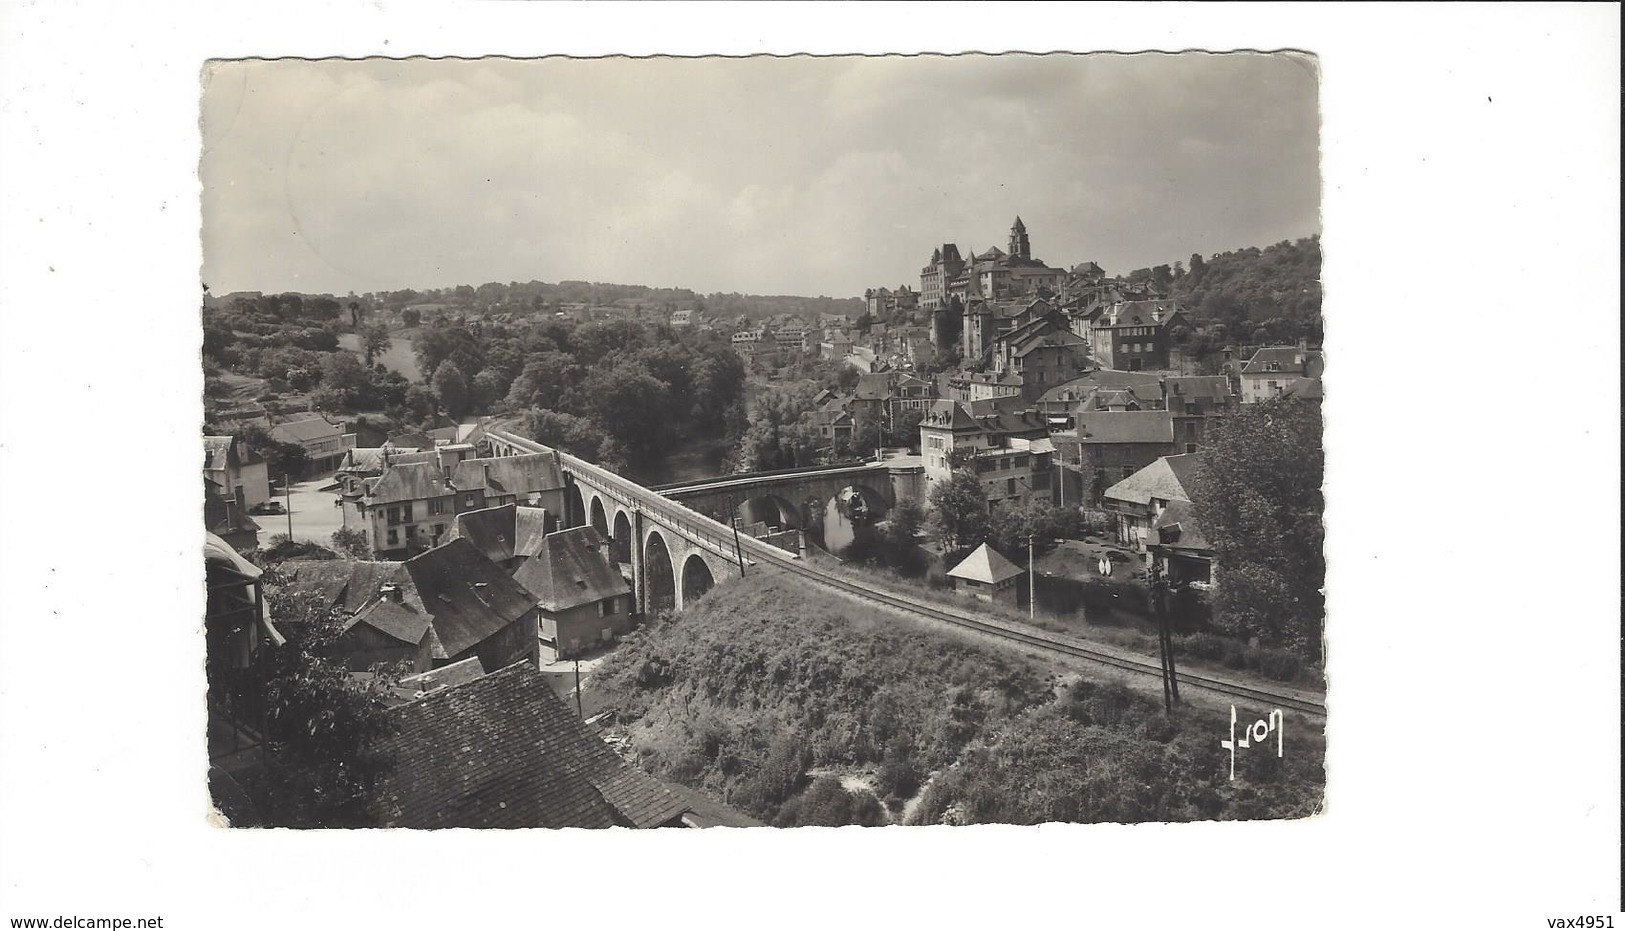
top-left (946, 543), bottom-right (1024, 606)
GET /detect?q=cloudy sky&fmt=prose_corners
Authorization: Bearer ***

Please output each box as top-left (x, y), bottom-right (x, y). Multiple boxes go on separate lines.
top-left (201, 54), bottom-right (1319, 298)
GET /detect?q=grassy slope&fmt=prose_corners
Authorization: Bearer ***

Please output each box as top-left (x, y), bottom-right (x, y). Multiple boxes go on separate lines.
top-left (591, 571), bottom-right (1324, 826)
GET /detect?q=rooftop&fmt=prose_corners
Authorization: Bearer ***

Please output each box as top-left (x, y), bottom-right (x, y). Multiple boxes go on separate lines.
top-left (512, 526), bottom-right (631, 614)
top-left (947, 543), bottom-right (1025, 585)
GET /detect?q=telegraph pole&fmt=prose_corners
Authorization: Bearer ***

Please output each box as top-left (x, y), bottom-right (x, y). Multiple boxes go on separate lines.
top-left (284, 474), bottom-right (294, 538)
top-left (725, 494), bottom-right (746, 577)
top-left (1028, 534), bottom-right (1036, 620)
top-left (574, 658), bottom-right (583, 718)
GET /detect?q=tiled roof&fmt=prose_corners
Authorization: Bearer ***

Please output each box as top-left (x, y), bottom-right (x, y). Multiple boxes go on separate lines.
top-left (1074, 410), bottom-right (1175, 445)
top-left (1151, 498), bottom-right (1211, 553)
top-left (387, 432), bottom-right (434, 451)
top-left (373, 662), bottom-right (688, 829)
top-left (451, 453), bottom-right (565, 498)
top-left (399, 656), bottom-right (487, 696)
top-left (947, 543), bottom-right (1024, 584)
top-left (404, 539), bottom-right (536, 659)
top-left (853, 373), bottom-right (894, 400)
top-left (1039, 370), bottom-right (1166, 404)
top-left (450, 504), bottom-right (551, 565)
top-left (1280, 376), bottom-right (1323, 400)
top-left (203, 435), bottom-right (234, 471)
top-left (512, 527), bottom-right (631, 614)
top-left (271, 417), bottom-right (344, 445)
top-left (372, 663), bottom-right (619, 829)
top-left (279, 560), bottom-right (414, 614)
top-left (365, 461), bottom-right (454, 506)
top-left (1096, 300), bottom-right (1183, 330)
top-left (348, 597), bottom-right (432, 646)
top-left (1164, 375), bottom-right (1234, 400)
top-left (1011, 329), bottom-right (1089, 357)
top-left (1103, 453), bottom-right (1201, 506)
top-left (1241, 346), bottom-right (1321, 375)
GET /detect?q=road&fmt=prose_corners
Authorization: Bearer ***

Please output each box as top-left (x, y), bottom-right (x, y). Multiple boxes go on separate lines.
top-left (261, 474), bottom-right (346, 546)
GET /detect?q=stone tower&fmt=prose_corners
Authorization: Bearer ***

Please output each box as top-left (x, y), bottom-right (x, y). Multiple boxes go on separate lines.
top-left (1008, 216), bottom-right (1031, 260)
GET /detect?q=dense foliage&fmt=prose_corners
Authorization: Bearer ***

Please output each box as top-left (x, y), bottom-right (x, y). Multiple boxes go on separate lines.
top-left (1188, 397), bottom-right (1325, 654)
top-left (1168, 236), bottom-right (1322, 343)
top-left (246, 582), bottom-right (404, 827)
top-left (591, 573), bottom-right (1324, 826)
top-left (591, 573), bottom-right (1056, 825)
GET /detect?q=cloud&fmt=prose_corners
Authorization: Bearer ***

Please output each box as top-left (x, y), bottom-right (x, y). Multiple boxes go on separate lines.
top-left (202, 54), bottom-right (1319, 296)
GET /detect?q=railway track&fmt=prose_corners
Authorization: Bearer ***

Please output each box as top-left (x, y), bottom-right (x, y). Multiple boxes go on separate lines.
top-left (738, 535), bottom-right (1327, 719)
top-left (519, 437), bottom-right (1326, 719)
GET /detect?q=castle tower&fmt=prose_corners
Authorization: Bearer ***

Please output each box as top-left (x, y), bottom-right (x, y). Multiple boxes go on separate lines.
top-left (1009, 216), bottom-right (1031, 260)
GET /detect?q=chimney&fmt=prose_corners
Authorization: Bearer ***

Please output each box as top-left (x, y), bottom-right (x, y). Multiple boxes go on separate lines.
top-left (380, 583), bottom-right (402, 604)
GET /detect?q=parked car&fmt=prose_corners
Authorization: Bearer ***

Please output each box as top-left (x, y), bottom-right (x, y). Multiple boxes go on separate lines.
top-left (249, 501), bottom-right (286, 516)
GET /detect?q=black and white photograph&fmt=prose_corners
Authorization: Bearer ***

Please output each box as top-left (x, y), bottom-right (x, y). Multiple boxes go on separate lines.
top-left (1, 4), bottom-right (1618, 929)
top-left (199, 52), bottom-right (1325, 830)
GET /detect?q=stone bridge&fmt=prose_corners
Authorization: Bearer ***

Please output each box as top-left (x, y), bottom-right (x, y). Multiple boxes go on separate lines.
top-left (654, 460), bottom-right (926, 538)
top-left (482, 429), bottom-right (924, 617)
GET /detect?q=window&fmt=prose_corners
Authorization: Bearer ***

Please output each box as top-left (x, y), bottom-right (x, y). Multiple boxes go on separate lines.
top-left (1014, 455), bottom-right (1028, 468)
top-left (598, 599), bottom-right (611, 617)
top-left (1007, 477), bottom-right (1017, 494)
top-left (464, 494), bottom-right (478, 508)
top-left (1119, 343), bottom-right (1129, 354)
top-left (402, 503), bottom-right (413, 523)
top-left (1185, 443), bottom-right (1199, 454)
top-left (433, 523), bottom-right (444, 537)
top-left (386, 529), bottom-right (399, 546)
top-left (387, 506), bottom-right (400, 525)
top-left (430, 498), bottom-right (447, 515)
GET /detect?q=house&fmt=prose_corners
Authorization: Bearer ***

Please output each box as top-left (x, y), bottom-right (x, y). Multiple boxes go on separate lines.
top-left (1101, 452), bottom-right (1202, 552)
top-left (670, 308), bottom-right (694, 327)
top-left (1147, 498), bottom-right (1215, 590)
top-left (918, 401), bottom-right (1053, 508)
top-left (204, 478), bottom-right (261, 553)
top-left (1163, 375), bottom-right (1238, 452)
top-left (1033, 370), bottom-right (1168, 415)
top-left (947, 370), bottom-right (1024, 404)
top-left (1084, 300), bottom-right (1188, 372)
top-left (204, 532), bottom-right (283, 763)
top-left (204, 435), bottom-right (271, 510)
top-left (1056, 410), bottom-right (1180, 496)
top-left (342, 451), bottom-right (567, 559)
top-left (999, 327), bottom-right (1092, 401)
top-left (344, 460), bottom-right (459, 557)
top-left (448, 503), bottom-right (553, 571)
top-left (277, 559), bottom-right (439, 672)
top-left (947, 543), bottom-right (1024, 606)
top-left (1239, 342), bottom-right (1324, 403)
top-left (512, 527), bottom-right (635, 659)
top-left (449, 452), bottom-right (568, 514)
top-left (851, 371), bottom-right (936, 427)
top-left (369, 662), bottom-right (688, 829)
top-left (403, 538), bottom-right (541, 673)
top-left (270, 416), bottom-right (351, 473)
top-left (809, 406), bottom-right (854, 447)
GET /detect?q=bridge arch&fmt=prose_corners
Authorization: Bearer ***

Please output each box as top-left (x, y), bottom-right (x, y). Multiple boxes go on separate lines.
top-left (642, 529), bottom-right (677, 618)
top-left (564, 477), bottom-right (586, 528)
top-left (681, 553), bottom-right (716, 605)
top-left (736, 493), bottom-right (803, 531)
top-left (589, 495), bottom-right (608, 536)
top-left (611, 508), bottom-right (632, 565)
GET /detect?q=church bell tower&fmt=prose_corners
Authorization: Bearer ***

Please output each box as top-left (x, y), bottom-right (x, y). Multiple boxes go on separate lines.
top-left (1009, 216), bottom-right (1031, 260)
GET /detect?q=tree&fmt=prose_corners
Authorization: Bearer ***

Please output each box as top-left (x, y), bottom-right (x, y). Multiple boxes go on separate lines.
top-left (927, 468), bottom-right (991, 556)
top-left (504, 352), bottom-right (579, 411)
top-left (255, 585), bottom-right (402, 826)
top-left (990, 500), bottom-right (1066, 559)
top-left (739, 386), bottom-right (820, 471)
top-left (401, 308), bottom-right (421, 328)
top-left (360, 322), bottom-right (392, 367)
top-left (854, 311), bottom-right (873, 334)
top-left (524, 408), bottom-right (610, 463)
top-left (431, 361), bottom-right (471, 421)
top-left (330, 527), bottom-right (370, 559)
top-left (1187, 397), bottom-right (1324, 654)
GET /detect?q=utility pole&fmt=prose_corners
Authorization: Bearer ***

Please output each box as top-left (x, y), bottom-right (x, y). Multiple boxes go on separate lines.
top-left (574, 658), bottom-right (583, 719)
top-left (1028, 534), bottom-right (1036, 620)
top-left (284, 474), bottom-right (293, 538)
top-left (725, 494), bottom-right (746, 577)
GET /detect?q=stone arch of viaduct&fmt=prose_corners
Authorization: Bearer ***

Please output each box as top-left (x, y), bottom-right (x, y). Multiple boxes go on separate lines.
top-left (563, 472), bottom-right (740, 617)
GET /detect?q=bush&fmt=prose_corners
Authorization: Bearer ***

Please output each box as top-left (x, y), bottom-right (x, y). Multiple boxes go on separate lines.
top-left (1257, 649), bottom-right (1302, 682)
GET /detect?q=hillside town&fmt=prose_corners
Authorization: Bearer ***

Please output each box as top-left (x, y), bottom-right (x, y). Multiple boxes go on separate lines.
top-left (203, 215), bottom-right (1325, 830)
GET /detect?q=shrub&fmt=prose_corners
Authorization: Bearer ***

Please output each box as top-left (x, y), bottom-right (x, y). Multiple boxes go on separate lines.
top-left (1256, 649), bottom-right (1302, 682)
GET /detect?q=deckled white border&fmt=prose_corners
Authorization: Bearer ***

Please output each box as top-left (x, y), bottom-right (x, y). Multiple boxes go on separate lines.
top-left (0, 4), bottom-right (1619, 928)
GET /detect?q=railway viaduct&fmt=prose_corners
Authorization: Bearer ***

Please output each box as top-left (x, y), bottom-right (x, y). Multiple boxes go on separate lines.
top-left (483, 429), bottom-right (921, 617)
